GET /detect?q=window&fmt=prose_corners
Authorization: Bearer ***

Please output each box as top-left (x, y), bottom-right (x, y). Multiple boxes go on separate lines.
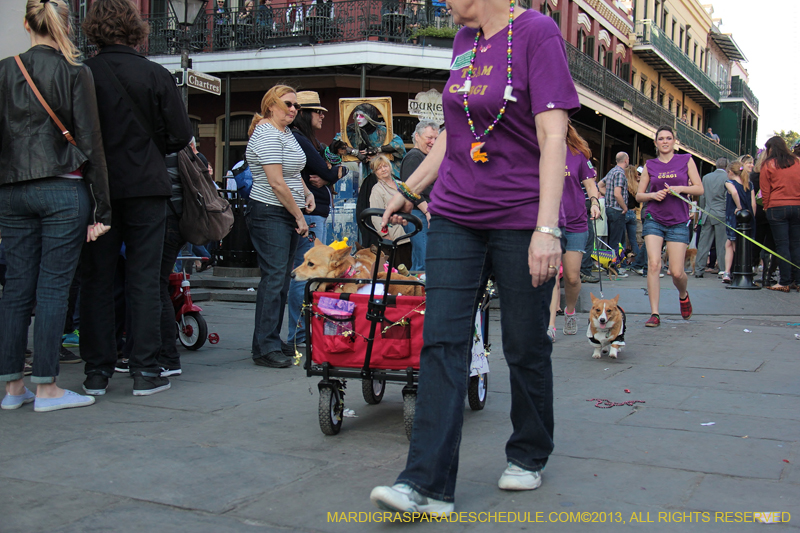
top-left (642, 0), bottom-right (648, 20)
top-left (541, 1), bottom-right (552, 17)
top-left (678, 27), bottom-right (683, 49)
top-left (685, 35), bottom-right (691, 56)
top-left (663, 9), bottom-right (669, 32)
top-left (658, 90), bottom-right (665, 107)
top-left (693, 43), bottom-right (698, 63)
top-left (640, 75), bottom-right (647, 94)
top-left (215, 113), bottom-right (253, 178)
top-left (650, 84), bottom-right (656, 100)
top-left (668, 95), bottom-right (674, 112)
top-left (691, 111), bottom-right (695, 128)
top-left (700, 50), bottom-right (704, 70)
top-left (577, 29), bottom-right (586, 54)
top-left (671, 19), bottom-right (677, 41)
top-left (676, 102), bottom-right (681, 118)
top-left (653, 0), bottom-right (660, 26)
top-left (587, 36), bottom-right (596, 59)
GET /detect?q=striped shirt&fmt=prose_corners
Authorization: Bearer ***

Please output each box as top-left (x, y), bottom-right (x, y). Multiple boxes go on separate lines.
top-left (246, 122), bottom-right (307, 208)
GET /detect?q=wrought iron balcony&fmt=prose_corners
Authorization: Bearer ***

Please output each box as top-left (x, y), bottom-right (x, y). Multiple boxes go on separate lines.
top-left (634, 21), bottom-right (720, 107)
top-left (75, 1), bottom-right (459, 56)
top-left (718, 76), bottom-right (759, 114)
top-left (566, 42), bottom-right (736, 162)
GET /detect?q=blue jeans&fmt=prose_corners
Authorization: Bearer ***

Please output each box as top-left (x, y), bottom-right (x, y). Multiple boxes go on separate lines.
top-left (0, 179), bottom-right (89, 383)
top-left (606, 207), bottom-right (625, 255)
top-left (766, 205), bottom-right (800, 285)
top-left (396, 216), bottom-right (555, 502)
top-left (246, 202), bottom-right (300, 357)
top-left (410, 209), bottom-right (429, 271)
top-left (287, 214), bottom-right (328, 344)
top-left (625, 210), bottom-right (640, 257)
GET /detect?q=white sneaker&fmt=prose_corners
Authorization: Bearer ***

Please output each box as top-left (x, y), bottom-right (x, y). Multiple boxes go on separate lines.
top-left (498, 463), bottom-right (543, 491)
top-left (370, 484), bottom-right (454, 516)
top-left (563, 313), bottom-right (577, 335)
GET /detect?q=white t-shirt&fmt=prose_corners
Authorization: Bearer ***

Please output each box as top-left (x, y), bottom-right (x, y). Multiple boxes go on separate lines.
top-left (246, 122), bottom-right (307, 208)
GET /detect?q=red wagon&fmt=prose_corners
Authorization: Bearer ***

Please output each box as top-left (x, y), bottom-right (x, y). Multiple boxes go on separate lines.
top-left (303, 210), bottom-right (491, 439)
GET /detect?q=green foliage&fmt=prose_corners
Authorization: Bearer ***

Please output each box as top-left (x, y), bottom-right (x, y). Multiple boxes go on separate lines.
top-left (412, 26), bottom-right (458, 39)
top-left (772, 130), bottom-right (800, 148)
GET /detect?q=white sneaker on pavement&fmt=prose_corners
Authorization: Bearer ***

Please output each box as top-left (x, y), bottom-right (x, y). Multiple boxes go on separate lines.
top-left (370, 484), bottom-right (454, 516)
top-left (498, 463), bottom-right (543, 491)
top-left (564, 312), bottom-right (578, 335)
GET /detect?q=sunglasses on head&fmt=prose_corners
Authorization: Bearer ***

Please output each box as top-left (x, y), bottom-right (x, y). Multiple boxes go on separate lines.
top-left (283, 101), bottom-right (302, 110)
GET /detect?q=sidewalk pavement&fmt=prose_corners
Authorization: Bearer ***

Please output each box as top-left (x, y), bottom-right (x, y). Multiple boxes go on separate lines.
top-left (1, 271), bottom-right (798, 532)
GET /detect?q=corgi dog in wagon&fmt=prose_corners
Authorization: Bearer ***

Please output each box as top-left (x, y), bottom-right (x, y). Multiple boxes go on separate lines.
top-left (587, 294), bottom-right (626, 359)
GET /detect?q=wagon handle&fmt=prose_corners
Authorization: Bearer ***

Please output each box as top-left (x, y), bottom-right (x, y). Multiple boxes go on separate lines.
top-left (359, 208), bottom-right (423, 244)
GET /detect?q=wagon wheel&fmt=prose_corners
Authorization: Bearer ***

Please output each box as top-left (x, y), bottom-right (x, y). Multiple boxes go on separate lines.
top-left (362, 378), bottom-right (386, 405)
top-left (468, 373), bottom-right (488, 411)
top-left (402, 390), bottom-right (416, 441)
top-left (318, 381), bottom-right (343, 436)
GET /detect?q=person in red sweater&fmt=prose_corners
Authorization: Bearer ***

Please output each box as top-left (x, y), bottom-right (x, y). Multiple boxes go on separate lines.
top-left (760, 136), bottom-right (800, 291)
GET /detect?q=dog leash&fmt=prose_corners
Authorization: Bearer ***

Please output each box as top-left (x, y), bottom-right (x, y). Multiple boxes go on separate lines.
top-left (592, 216), bottom-right (604, 298)
top-left (668, 189), bottom-right (800, 270)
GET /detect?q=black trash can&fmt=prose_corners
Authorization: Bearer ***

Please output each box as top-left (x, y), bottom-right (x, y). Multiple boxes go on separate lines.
top-left (216, 190), bottom-right (258, 268)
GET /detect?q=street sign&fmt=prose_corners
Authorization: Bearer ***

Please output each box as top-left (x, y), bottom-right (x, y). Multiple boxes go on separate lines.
top-left (186, 69), bottom-right (221, 96)
top-left (172, 69), bottom-right (185, 87)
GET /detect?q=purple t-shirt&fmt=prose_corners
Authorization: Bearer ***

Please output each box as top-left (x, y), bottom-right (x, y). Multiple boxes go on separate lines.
top-left (429, 10), bottom-right (580, 229)
top-left (644, 153), bottom-right (693, 226)
top-left (562, 150), bottom-right (596, 233)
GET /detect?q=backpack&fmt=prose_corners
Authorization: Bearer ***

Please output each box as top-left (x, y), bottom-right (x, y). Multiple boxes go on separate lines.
top-left (177, 147), bottom-right (234, 245)
top-left (232, 159), bottom-right (253, 199)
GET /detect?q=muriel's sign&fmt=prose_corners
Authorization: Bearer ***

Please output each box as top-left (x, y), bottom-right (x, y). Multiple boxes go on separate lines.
top-left (408, 89), bottom-right (443, 124)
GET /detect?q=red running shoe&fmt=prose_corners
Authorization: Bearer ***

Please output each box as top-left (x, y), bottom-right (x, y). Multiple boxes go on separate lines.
top-left (645, 314), bottom-right (661, 327)
top-left (680, 293), bottom-right (693, 320)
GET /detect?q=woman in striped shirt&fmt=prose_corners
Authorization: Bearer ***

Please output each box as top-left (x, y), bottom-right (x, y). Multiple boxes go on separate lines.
top-left (245, 85), bottom-right (314, 369)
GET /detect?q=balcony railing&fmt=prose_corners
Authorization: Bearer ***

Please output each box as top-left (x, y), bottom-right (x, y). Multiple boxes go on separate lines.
top-left (718, 76), bottom-right (759, 114)
top-left (75, 1), bottom-right (459, 57)
top-left (566, 42), bottom-right (736, 162)
top-left (634, 21), bottom-right (720, 104)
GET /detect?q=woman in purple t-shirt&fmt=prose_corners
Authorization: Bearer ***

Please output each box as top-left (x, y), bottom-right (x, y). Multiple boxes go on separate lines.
top-left (635, 126), bottom-right (704, 327)
top-left (372, 0), bottom-right (579, 515)
top-left (547, 125), bottom-right (600, 341)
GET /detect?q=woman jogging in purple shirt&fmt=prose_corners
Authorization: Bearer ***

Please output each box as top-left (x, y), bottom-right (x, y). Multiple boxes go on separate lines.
top-left (636, 125), bottom-right (704, 327)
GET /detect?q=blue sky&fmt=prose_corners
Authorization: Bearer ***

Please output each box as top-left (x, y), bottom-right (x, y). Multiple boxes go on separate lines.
top-left (711, 0), bottom-right (800, 146)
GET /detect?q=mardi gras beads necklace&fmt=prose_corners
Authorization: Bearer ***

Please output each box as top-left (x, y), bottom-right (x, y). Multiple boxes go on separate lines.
top-left (461, 0), bottom-right (517, 163)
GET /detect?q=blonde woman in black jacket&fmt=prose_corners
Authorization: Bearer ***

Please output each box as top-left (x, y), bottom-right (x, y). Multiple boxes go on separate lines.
top-left (0, 0), bottom-right (111, 413)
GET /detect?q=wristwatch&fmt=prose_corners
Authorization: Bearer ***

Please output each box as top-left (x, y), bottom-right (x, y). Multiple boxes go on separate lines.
top-left (535, 226), bottom-right (563, 239)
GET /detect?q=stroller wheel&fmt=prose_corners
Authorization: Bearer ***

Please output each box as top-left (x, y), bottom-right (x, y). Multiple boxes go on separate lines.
top-left (362, 378), bottom-right (386, 405)
top-left (468, 373), bottom-right (488, 411)
top-left (319, 382), bottom-right (343, 436)
top-left (402, 389), bottom-right (416, 441)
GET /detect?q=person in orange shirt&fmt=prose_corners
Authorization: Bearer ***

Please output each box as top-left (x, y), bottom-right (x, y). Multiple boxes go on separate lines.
top-left (760, 136), bottom-right (800, 291)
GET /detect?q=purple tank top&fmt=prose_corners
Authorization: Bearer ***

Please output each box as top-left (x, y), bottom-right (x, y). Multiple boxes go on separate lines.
top-left (644, 153), bottom-right (692, 227)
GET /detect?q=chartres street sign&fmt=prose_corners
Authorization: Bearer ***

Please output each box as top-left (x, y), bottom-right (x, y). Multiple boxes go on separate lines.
top-left (186, 69), bottom-right (222, 96)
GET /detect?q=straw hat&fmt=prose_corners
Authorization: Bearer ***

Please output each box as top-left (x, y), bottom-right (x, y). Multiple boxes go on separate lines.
top-left (296, 91), bottom-right (327, 112)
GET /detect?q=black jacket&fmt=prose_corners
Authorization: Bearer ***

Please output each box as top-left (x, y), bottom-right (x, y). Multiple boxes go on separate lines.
top-left (292, 130), bottom-right (342, 218)
top-left (0, 45), bottom-right (111, 225)
top-left (84, 45), bottom-right (192, 200)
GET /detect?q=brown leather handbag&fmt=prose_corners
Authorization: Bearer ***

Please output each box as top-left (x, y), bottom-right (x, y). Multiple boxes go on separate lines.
top-left (15, 55), bottom-right (78, 147)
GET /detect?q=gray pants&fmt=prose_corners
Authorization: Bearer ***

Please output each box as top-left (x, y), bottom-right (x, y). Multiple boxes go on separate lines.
top-left (696, 220), bottom-right (727, 272)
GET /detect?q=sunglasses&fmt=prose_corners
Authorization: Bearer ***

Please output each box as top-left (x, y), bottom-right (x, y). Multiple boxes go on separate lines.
top-left (310, 109), bottom-right (325, 115)
top-left (283, 101), bottom-right (302, 110)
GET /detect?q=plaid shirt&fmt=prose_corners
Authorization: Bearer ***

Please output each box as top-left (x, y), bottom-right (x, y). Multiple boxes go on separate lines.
top-left (601, 166), bottom-right (628, 211)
